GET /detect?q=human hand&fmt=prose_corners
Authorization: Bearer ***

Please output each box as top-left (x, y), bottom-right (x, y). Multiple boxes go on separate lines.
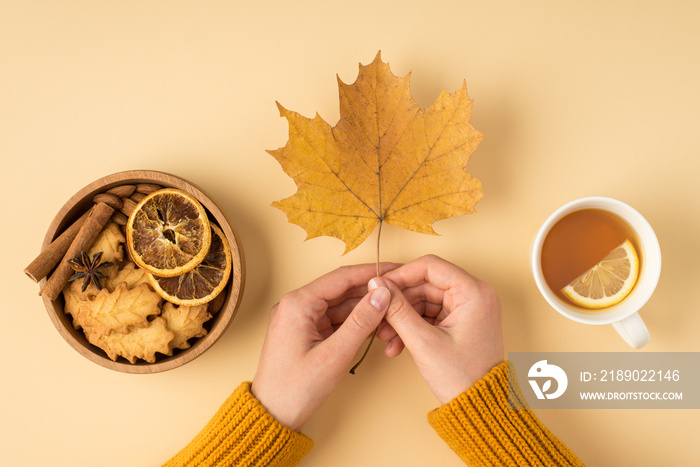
top-left (251, 263), bottom-right (395, 431)
top-left (373, 255), bottom-right (504, 405)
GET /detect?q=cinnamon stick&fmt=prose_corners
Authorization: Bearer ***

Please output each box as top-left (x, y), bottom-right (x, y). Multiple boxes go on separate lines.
top-left (26, 182), bottom-right (160, 287)
top-left (24, 210), bottom-right (91, 282)
top-left (40, 202), bottom-right (115, 301)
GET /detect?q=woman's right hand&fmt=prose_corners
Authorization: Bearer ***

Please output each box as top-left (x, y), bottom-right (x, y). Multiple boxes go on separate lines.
top-left (372, 255), bottom-right (504, 405)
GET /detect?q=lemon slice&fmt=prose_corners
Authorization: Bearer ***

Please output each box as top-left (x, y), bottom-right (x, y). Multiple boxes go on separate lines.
top-left (561, 239), bottom-right (639, 309)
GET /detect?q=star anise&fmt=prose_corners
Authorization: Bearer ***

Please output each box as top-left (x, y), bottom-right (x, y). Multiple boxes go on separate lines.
top-left (67, 251), bottom-right (114, 292)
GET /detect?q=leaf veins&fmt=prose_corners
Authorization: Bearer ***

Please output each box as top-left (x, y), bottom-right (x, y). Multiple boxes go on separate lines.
top-left (267, 51), bottom-right (484, 254)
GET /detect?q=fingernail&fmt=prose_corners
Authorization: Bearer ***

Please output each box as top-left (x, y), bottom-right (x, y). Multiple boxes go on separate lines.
top-left (369, 287), bottom-right (390, 312)
top-left (368, 277), bottom-right (389, 291)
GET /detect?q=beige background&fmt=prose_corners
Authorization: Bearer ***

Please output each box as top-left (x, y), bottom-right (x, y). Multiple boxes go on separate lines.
top-left (2, 1), bottom-right (699, 466)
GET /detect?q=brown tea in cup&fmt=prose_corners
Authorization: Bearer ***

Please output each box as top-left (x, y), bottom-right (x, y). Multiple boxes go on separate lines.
top-left (540, 208), bottom-right (641, 309)
top-left (531, 197), bottom-right (660, 348)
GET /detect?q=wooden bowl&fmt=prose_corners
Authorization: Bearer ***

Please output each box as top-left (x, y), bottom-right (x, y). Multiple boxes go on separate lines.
top-left (39, 170), bottom-right (245, 373)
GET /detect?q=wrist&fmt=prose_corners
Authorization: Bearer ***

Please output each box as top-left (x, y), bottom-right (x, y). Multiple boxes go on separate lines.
top-left (430, 358), bottom-right (505, 405)
top-left (250, 380), bottom-right (308, 432)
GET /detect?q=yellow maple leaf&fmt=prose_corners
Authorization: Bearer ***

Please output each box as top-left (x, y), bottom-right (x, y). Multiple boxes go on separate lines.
top-left (268, 52), bottom-right (484, 254)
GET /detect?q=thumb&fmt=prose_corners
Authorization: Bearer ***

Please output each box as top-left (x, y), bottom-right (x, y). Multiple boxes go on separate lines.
top-left (369, 277), bottom-right (435, 352)
top-left (324, 286), bottom-right (391, 360)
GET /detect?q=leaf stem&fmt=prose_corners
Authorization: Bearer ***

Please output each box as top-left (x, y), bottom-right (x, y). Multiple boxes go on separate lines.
top-left (349, 220), bottom-right (383, 375)
top-left (376, 220), bottom-right (382, 276)
top-left (349, 327), bottom-right (378, 374)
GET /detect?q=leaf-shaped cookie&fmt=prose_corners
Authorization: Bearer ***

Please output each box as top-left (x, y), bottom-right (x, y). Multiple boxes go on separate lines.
top-left (106, 262), bottom-right (150, 291)
top-left (88, 221), bottom-right (126, 263)
top-left (89, 317), bottom-right (174, 363)
top-left (268, 52), bottom-right (483, 253)
top-left (76, 282), bottom-right (162, 336)
top-left (63, 284), bottom-right (89, 330)
top-left (63, 262), bottom-right (151, 330)
top-left (161, 302), bottom-right (212, 350)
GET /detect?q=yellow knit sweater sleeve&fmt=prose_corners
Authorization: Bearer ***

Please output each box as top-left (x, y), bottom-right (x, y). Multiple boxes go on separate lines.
top-left (162, 382), bottom-right (313, 467)
top-left (428, 362), bottom-right (585, 467)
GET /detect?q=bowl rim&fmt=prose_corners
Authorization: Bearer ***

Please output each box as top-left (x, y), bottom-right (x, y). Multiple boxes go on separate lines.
top-left (40, 169), bottom-right (245, 374)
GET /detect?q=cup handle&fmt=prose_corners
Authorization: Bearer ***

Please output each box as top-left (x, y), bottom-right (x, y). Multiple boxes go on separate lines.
top-left (611, 313), bottom-right (650, 349)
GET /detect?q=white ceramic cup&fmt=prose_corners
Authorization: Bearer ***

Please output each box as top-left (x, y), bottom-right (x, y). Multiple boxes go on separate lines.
top-left (530, 197), bottom-right (661, 349)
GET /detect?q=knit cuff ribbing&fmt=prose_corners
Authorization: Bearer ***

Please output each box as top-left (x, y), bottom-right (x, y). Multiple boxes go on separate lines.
top-left (427, 362), bottom-right (585, 467)
top-left (163, 382), bottom-right (313, 467)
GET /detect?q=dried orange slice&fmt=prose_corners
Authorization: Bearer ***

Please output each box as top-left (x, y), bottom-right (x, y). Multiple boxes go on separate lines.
top-left (148, 224), bottom-right (231, 306)
top-left (561, 239), bottom-right (639, 309)
top-left (127, 188), bottom-right (211, 278)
